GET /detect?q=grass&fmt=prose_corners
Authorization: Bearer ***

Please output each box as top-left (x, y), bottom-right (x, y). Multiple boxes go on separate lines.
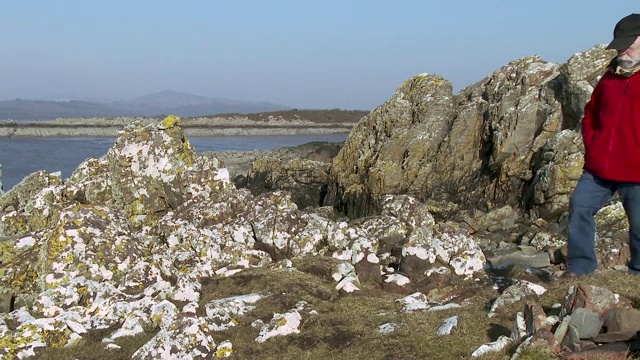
top-left (32, 260), bottom-right (640, 360)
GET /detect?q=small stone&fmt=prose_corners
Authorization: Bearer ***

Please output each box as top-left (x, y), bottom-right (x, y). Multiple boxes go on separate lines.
top-left (436, 316), bottom-right (458, 335)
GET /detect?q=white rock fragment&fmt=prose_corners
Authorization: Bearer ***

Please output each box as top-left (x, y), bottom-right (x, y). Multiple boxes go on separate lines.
top-left (215, 340), bottom-right (233, 357)
top-left (378, 322), bottom-right (404, 334)
top-left (396, 292), bottom-right (429, 312)
top-left (255, 311), bottom-right (303, 343)
top-left (332, 262), bottom-right (355, 281)
top-left (131, 315), bottom-right (216, 359)
top-left (335, 270), bottom-right (360, 293)
top-left (427, 303), bottom-right (461, 312)
top-left (488, 280), bottom-right (547, 318)
top-left (255, 302), bottom-right (309, 343)
top-left (182, 302), bottom-right (199, 314)
top-left (436, 316), bottom-right (458, 335)
top-left (384, 274), bottom-right (410, 286)
top-left (65, 320), bottom-right (87, 334)
top-left (214, 168), bottom-right (230, 184)
top-left (151, 300), bottom-right (179, 329)
top-left (66, 333), bottom-right (83, 347)
top-left (205, 294), bottom-right (263, 332)
top-left (471, 335), bottom-right (513, 357)
top-left (511, 312), bottom-right (527, 340)
top-left (15, 236), bottom-right (36, 248)
top-left (110, 315), bottom-right (146, 339)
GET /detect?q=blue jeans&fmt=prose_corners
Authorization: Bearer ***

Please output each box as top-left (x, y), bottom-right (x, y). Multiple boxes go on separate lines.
top-left (568, 170), bottom-right (640, 275)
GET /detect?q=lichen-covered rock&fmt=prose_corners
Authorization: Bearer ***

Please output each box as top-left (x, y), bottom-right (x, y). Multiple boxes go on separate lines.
top-left (0, 234), bottom-right (44, 301)
top-left (244, 191), bottom-right (308, 260)
top-left (64, 157), bottom-right (112, 205)
top-left (0, 171), bottom-right (66, 238)
top-left (326, 46), bottom-right (616, 221)
top-left (488, 280), bottom-right (547, 318)
top-left (107, 119), bottom-right (227, 228)
top-left (401, 231), bottom-right (486, 279)
top-left (525, 130), bottom-right (585, 220)
top-left (0, 307), bottom-right (76, 359)
top-left (255, 301), bottom-right (311, 343)
top-left (205, 293), bottom-right (263, 332)
top-left (327, 74), bottom-right (455, 218)
top-left (131, 314), bottom-right (216, 360)
top-left (39, 204), bottom-right (142, 291)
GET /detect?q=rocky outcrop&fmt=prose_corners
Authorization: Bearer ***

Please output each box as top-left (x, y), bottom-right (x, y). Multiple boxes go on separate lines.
top-left (0, 119), bottom-right (490, 358)
top-left (326, 45), bottom-right (615, 220)
top-left (0, 45), bottom-right (636, 359)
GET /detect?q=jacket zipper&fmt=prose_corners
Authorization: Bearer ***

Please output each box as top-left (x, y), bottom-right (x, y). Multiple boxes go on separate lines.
top-left (604, 78), bottom-right (629, 172)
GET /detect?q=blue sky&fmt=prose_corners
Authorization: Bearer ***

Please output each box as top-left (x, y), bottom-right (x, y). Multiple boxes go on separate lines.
top-left (0, 1), bottom-right (637, 110)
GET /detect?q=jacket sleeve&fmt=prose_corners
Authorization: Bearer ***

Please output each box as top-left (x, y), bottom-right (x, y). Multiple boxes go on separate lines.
top-left (581, 79), bottom-right (603, 151)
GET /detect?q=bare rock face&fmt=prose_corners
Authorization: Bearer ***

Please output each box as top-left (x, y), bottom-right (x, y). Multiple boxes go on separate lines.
top-left (327, 45), bottom-right (616, 220)
top-left (326, 74), bottom-right (455, 217)
top-left (524, 130), bottom-right (585, 220)
top-left (245, 157), bottom-right (331, 209)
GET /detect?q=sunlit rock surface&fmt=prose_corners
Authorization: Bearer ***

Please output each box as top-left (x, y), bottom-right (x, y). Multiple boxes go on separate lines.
top-left (0, 44), bottom-right (635, 358)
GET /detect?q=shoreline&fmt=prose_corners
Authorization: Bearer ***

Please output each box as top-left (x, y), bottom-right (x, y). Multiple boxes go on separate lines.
top-left (0, 118), bottom-right (356, 138)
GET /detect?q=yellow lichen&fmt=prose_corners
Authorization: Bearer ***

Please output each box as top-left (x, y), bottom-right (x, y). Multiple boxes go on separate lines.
top-left (275, 317), bottom-right (288, 327)
top-left (162, 115), bottom-right (180, 129)
top-left (215, 345), bottom-right (233, 358)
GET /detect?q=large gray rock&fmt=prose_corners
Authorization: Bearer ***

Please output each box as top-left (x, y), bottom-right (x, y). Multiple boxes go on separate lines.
top-left (326, 74), bottom-right (455, 217)
top-left (327, 46), bottom-right (616, 220)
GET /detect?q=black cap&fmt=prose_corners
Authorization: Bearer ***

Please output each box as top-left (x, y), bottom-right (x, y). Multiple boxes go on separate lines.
top-left (607, 14), bottom-right (640, 50)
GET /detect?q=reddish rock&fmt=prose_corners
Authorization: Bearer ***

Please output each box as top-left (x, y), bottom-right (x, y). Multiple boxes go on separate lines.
top-left (598, 243), bottom-right (631, 270)
top-left (602, 307), bottom-right (640, 334)
top-left (564, 341), bottom-right (640, 359)
top-left (529, 328), bottom-right (558, 351)
top-left (564, 284), bottom-right (621, 317)
top-left (525, 303), bottom-right (549, 336)
top-left (354, 253), bottom-right (383, 287)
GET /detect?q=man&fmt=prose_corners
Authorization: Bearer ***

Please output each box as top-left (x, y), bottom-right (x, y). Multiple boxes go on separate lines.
top-left (568, 13), bottom-right (640, 276)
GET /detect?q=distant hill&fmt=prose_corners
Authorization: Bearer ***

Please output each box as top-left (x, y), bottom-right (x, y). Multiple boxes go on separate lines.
top-left (0, 99), bottom-right (141, 121)
top-left (0, 91), bottom-right (292, 121)
top-left (113, 91), bottom-right (290, 118)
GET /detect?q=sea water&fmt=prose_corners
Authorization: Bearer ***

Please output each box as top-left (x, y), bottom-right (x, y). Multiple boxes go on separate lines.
top-left (0, 133), bottom-right (349, 191)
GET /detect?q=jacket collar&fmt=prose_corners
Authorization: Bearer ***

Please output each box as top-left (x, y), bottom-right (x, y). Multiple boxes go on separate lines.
top-left (607, 56), bottom-right (640, 77)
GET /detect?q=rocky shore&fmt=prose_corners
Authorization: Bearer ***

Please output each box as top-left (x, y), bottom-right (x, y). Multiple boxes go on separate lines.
top-left (1, 45), bottom-right (640, 359)
top-left (0, 114), bottom-right (358, 138)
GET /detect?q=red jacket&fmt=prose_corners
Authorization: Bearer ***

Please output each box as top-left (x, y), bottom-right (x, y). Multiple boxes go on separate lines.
top-left (582, 62), bottom-right (640, 182)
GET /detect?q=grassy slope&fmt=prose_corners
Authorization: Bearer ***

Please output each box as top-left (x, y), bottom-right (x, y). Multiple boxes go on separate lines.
top-left (36, 258), bottom-right (640, 360)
